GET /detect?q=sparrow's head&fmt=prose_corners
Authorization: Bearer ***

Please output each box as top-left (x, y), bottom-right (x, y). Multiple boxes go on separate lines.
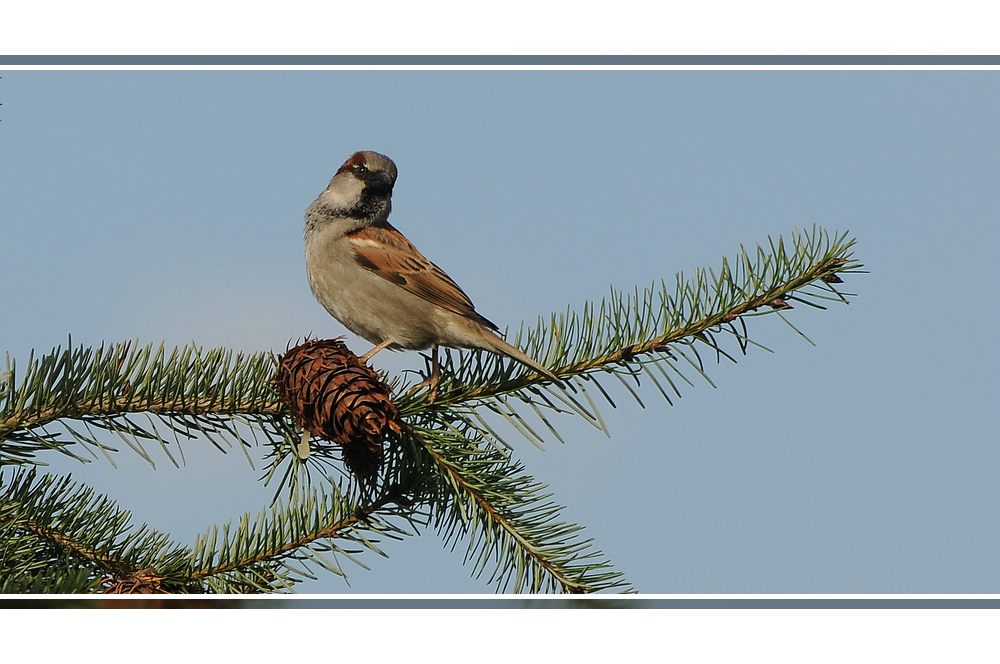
top-left (308, 150), bottom-right (398, 231)
top-left (335, 151), bottom-right (398, 193)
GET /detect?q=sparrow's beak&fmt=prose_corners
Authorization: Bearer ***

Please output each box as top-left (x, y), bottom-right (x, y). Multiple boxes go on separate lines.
top-left (366, 172), bottom-right (394, 195)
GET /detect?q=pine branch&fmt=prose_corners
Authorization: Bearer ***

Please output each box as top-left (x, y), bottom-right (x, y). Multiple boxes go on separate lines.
top-left (396, 226), bottom-right (862, 451)
top-left (1, 342), bottom-right (285, 465)
top-left (410, 424), bottom-right (632, 593)
top-left (0, 511), bottom-right (106, 593)
top-left (0, 467), bottom-right (194, 592)
top-left (0, 540), bottom-right (104, 594)
top-left (17, 518), bottom-right (124, 573)
top-left (181, 477), bottom-right (424, 592)
top-left (254, 421), bottom-right (633, 593)
top-left (0, 466), bottom-right (427, 593)
top-left (400, 227), bottom-right (859, 413)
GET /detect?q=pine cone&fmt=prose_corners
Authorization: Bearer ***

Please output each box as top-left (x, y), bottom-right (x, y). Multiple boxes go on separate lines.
top-left (275, 338), bottom-right (402, 479)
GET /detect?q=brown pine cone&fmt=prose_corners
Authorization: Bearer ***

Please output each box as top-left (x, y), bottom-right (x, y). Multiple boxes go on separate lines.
top-left (275, 339), bottom-right (402, 479)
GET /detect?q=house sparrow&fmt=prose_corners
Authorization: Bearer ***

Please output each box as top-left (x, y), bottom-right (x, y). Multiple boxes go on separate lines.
top-left (304, 150), bottom-right (562, 394)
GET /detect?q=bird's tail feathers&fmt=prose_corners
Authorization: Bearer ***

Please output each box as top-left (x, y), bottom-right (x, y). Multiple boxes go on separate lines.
top-left (484, 335), bottom-right (564, 387)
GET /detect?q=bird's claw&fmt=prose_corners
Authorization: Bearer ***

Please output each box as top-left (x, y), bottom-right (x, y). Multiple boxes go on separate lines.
top-left (409, 372), bottom-right (440, 403)
top-left (407, 348), bottom-right (442, 403)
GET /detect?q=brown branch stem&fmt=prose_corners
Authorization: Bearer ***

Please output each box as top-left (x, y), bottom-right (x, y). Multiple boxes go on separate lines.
top-left (2, 398), bottom-right (287, 441)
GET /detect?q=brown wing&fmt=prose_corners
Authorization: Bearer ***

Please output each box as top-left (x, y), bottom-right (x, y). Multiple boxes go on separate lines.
top-left (346, 224), bottom-right (499, 331)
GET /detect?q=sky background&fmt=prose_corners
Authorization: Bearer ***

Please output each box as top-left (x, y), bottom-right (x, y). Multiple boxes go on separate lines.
top-left (1, 70), bottom-right (998, 593)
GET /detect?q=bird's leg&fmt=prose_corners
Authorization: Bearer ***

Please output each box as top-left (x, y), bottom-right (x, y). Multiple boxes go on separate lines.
top-left (411, 345), bottom-right (442, 403)
top-left (358, 339), bottom-right (393, 365)
top-left (428, 346), bottom-right (441, 402)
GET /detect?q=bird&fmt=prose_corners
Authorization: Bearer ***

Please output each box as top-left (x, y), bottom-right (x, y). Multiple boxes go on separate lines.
top-left (304, 150), bottom-right (562, 398)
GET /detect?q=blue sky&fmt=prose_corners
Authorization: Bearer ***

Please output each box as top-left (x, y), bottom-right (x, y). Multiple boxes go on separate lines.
top-left (2, 70), bottom-right (999, 592)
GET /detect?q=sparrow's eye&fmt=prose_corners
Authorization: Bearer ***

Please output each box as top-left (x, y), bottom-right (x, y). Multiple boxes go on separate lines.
top-left (355, 164), bottom-right (369, 175)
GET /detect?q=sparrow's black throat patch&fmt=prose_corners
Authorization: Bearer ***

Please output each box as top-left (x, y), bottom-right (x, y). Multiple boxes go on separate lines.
top-left (345, 187), bottom-right (391, 221)
top-left (313, 188), bottom-right (391, 227)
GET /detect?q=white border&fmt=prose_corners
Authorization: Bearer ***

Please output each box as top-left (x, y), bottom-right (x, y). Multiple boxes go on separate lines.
top-left (3, 1), bottom-right (1000, 56)
top-left (6, 607), bottom-right (1000, 664)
